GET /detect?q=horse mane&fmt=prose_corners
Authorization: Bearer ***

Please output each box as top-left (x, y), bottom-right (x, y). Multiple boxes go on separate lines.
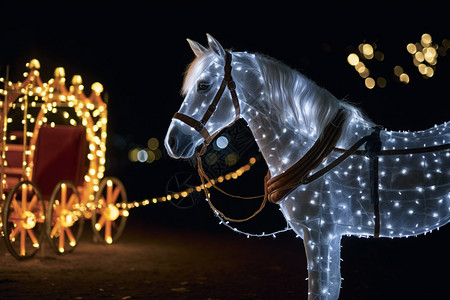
top-left (182, 50), bottom-right (218, 96)
top-left (181, 49), bottom-right (374, 140)
top-left (255, 54), bottom-right (375, 138)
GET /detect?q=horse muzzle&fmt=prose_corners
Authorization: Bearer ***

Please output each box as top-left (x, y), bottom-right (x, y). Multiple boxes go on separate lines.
top-left (164, 121), bottom-right (202, 159)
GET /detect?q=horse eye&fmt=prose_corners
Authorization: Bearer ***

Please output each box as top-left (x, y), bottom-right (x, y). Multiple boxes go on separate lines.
top-left (197, 81), bottom-right (210, 92)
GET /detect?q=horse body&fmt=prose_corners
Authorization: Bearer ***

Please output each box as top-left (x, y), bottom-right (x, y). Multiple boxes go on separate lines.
top-left (165, 35), bottom-right (450, 299)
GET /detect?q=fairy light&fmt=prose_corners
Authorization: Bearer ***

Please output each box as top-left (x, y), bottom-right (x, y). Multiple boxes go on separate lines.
top-left (123, 156), bottom-right (258, 210)
top-left (165, 35), bottom-right (450, 300)
top-left (0, 59), bottom-right (112, 257)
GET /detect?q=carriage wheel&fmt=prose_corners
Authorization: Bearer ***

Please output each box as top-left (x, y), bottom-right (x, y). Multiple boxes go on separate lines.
top-left (91, 177), bottom-right (128, 245)
top-left (2, 181), bottom-right (45, 260)
top-left (166, 171), bottom-right (202, 209)
top-left (46, 181), bottom-right (84, 254)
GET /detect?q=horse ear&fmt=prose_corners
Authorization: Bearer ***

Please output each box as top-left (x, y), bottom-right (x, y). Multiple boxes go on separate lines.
top-left (206, 33), bottom-right (226, 57)
top-left (187, 38), bottom-right (207, 57)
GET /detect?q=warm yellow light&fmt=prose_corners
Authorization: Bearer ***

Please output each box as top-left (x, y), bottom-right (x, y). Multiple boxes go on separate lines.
top-left (418, 63), bottom-right (427, 74)
top-left (29, 59), bottom-right (40, 69)
top-left (362, 44), bottom-right (374, 59)
top-left (424, 47), bottom-right (437, 63)
top-left (421, 33), bottom-right (432, 46)
top-left (72, 75), bottom-right (83, 85)
top-left (59, 209), bottom-right (76, 227)
top-left (364, 77), bottom-right (375, 89)
top-left (91, 82), bottom-right (103, 95)
top-left (104, 204), bottom-right (120, 221)
top-left (354, 62), bottom-right (365, 73)
top-left (21, 211), bottom-right (37, 229)
top-left (347, 53), bottom-right (359, 66)
top-left (376, 77), bottom-right (387, 88)
top-left (415, 51), bottom-right (424, 62)
top-left (54, 67), bottom-right (65, 78)
top-left (393, 65), bottom-right (404, 77)
top-left (399, 73), bottom-right (410, 83)
top-left (425, 66), bottom-right (434, 77)
top-left (147, 137), bottom-right (159, 150)
top-left (358, 67), bottom-right (369, 79)
top-left (407, 43), bottom-right (417, 54)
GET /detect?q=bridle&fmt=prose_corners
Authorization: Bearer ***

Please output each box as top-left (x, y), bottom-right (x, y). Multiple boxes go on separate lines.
top-left (172, 51), bottom-right (240, 154)
top-left (172, 51), bottom-right (265, 223)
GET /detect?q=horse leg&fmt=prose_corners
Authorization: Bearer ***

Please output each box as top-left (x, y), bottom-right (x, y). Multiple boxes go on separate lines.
top-left (302, 226), bottom-right (342, 300)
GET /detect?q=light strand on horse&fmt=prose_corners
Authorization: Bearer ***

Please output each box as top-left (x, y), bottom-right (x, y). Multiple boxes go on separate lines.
top-left (165, 34), bottom-right (450, 300)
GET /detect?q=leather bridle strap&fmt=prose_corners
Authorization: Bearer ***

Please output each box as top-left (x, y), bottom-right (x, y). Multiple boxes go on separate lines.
top-left (173, 51), bottom-right (240, 147)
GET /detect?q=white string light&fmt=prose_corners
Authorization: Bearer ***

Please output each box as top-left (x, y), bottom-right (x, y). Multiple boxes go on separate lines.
top-left (165, 34), bottom-right (450, 300)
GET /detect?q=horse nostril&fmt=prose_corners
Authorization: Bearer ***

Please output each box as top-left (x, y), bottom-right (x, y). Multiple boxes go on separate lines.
top-left (168, 136), bottom-right (176, 149)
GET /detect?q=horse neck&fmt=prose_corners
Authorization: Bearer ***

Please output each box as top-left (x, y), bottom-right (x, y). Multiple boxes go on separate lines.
top-left (237, 53), bottom-right (376, 177)
top-left (237, 55), bottom-right (332, 176)
top-left (242, 105), bottom-right (316, 177)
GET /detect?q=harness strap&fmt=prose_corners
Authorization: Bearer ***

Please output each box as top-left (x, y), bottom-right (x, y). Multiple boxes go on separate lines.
top-left (264, 109), bottom-right (347, 204)
top-left (365, 127), bottom-right (382, 238)
top-left (173, 112), bottom-right (213, 144)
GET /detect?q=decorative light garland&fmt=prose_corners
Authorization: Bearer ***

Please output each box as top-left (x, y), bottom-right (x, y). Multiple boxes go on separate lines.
top-left (120, 156), bottom-right (260, 209)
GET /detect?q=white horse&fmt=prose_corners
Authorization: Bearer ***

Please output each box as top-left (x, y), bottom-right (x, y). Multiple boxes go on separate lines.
top-left (164, 34), bottom-right (450, 299)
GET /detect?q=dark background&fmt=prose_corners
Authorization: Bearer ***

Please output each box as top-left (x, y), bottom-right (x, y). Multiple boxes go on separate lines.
top-left (1, 1), bottom-right (449, 298)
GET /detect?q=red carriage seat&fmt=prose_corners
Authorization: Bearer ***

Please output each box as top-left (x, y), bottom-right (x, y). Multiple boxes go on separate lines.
top-left (32, 125), bottom-right (87, 198)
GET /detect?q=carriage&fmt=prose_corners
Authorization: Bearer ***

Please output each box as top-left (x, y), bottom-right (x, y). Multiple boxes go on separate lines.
top-left (0, 59), bottom-right (128, 260)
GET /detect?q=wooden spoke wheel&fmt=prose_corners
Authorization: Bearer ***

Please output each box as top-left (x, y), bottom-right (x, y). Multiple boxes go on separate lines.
top-left (91, 177), bottom-right (128, 245)
top-left (2, 181), bottom-right (45, 260)
top-left (166, 171), bottom-right (202, 209)
top-left (46, 181), bottom-right (84, 254)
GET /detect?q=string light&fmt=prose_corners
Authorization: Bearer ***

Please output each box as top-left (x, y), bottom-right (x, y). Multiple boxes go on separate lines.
top-left (165, 34), bottom-right (450, 300)
top-left (1, 59), bottom-right (111, 255)
top-left (123, 156), bottom-right (258, 209)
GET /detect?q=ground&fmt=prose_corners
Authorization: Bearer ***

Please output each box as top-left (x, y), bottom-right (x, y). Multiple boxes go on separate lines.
top-left (0, 214), bottom-right (448, 299)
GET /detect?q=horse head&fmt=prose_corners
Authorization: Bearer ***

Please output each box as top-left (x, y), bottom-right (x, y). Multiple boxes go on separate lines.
top-left (165, 34), bottom-right (243, 159)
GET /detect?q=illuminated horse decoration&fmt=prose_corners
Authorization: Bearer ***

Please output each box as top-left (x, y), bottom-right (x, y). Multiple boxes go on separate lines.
top-left (164, 34), bottom-right (450, 300)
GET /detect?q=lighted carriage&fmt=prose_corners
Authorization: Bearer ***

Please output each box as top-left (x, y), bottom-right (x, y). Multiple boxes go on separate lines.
top-left (0, 59), bottom-right (128, 260)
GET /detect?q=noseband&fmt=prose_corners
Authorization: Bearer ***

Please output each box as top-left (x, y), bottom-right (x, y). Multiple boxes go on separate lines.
top-left (172, 51), bottom-right (240, 151)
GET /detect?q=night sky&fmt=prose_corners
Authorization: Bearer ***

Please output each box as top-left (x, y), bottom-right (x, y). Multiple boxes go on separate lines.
top-left (1, 1), bottom-right (449, 223)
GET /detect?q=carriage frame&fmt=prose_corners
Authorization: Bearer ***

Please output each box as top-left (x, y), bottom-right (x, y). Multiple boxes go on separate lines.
top-left (0, 59), bottom-right (128, 260)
